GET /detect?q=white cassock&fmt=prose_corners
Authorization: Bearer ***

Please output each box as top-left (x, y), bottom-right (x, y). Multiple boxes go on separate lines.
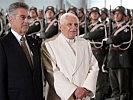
top-left (44, 33), bottom-right (99, 100)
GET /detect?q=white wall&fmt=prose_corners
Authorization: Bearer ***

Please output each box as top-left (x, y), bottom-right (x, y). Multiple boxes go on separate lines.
top-left (0, 0), bottom-right (132, 12)
top-left (0, 0), bottom-right (19, 10)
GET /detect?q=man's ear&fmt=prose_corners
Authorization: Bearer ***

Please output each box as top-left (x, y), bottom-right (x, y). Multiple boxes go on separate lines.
top-left (7, 16), bottom-right (12, 22)
top-left (58, 24), bottom-right (62, 31)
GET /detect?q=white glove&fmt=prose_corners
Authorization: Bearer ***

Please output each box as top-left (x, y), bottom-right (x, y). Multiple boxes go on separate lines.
top-left (102, 64), bottom-right (108, 73)
top-left (36, 33), bottom-right (40, 36)
top-left (103, 38), bottom-right (108, 41)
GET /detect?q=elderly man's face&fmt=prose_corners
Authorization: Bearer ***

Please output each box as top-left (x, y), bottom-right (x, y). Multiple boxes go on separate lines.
top-left (8, 8), bottom-right (29, 36)
top-left (59, 16), bottom-right (79, 39)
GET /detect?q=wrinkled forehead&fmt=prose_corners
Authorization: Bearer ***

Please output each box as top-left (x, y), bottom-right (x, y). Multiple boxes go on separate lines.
top-left (15, 8), bottom-right (28, 15)
top-left (65, 15), bottom-right (78, 23)
top-left (67, 15), bottom-right (77, 20)
top-left (59, 13), bottom-right (79, 25)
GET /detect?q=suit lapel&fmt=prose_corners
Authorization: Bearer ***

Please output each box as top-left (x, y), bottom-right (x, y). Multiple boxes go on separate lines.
top-left (26, 36), bottom-right (37, 70)
top-left (26, 36), bottom-right (41, 75)
top-left (8, 32), bottom-right (33, 72)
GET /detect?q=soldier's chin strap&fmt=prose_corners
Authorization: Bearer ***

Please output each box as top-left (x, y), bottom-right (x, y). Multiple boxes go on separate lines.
top-left (112, 24), bottom-right (133, 50)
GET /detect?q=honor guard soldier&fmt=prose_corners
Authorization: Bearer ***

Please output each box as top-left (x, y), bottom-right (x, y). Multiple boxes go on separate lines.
top-left (125, 9), bottom-right (132, 25)
top-left (2, 13), bottom-right (10, 37)
top-left (131, 10), bottom-right (133, 32)
top-left (78, 8), bottom-right (86, 35)
top-left (128, 9), bottom-right (133, 100)
top-left (37, 9), bottom-right (45, 28)
top-left (40, 6), bottom-right (58, 40)
top-left (78, 8), bottom-right (85, 24)
top-left (86, 8), bottom-right (91, 24)
top-left (83, 7), bottom-right (110, 100)
top-left (104, 6), bottom-right (132, 100)
top-left (67, 6), bottom-right (77, 16)
top-left (26, 7), bottom-right (41, 47)
top-left (0, 12), bottom-right (4, 37)
top-left (131, 10), bottom-right (133, 24)
top-left (27, 7), bottom-right (41, 35)
top-left (56, 9), bottom-right (66, 20)
top-left (37, 9), bottom-right (45, 37)
top-left (100, 8), bottom-right (108, 24)
top-left (38, 9), bottom-right (44, 21)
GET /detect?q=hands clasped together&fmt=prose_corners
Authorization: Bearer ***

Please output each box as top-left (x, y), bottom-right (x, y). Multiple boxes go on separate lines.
top-left (73, 87), bottom-right (93, 100)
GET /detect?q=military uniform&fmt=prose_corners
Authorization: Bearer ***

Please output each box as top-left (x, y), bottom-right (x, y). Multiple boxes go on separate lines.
top-left (40, 6), bottom-right (59, 100)
top-left (67, 6), bottom-right (77, 16)
top-left (100, 8), bottom-right (108, 24)
top-left (83, 7), bottom-right (110, 100)
top-left (129, 17), bottom-right (133, 100)
top-left (56, 9), bottom-right (66, 20)
top-left (125, 9), bottom-right (132, 24)
top-left (79, 21), bottom-right (85, 35)
top-left (27, 20), bottom-right (41, 35)
top-left (0, 18), bottom-right (3, 36)
top-left (106, 6), bottom-right (132, 100)
top-left (26, 7), bottom-right (42, 47)
top-left (78, 8), bottom-right (86, 35)
top-left (0, 15), bottom-right (5, 37)
top-left (40, 19), bottom-right (58, 39)
top-left (40, 6), bottom-right (58, 40)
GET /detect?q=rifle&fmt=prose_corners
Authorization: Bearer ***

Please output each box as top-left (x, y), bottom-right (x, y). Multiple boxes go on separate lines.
top-left (101, 5), bottom-right (113, 73)
top-left (42, 6), bottom-right (45, 29)
top-left (108, 5), bottom-right (113, 37)
top-left (84, 0), bottom-right (88, 35)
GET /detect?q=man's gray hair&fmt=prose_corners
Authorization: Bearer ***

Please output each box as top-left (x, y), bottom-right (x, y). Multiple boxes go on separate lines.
top-left (8, 2), bottom-right (29, 16)
top-left (59, 13), bottom-right (79, 25)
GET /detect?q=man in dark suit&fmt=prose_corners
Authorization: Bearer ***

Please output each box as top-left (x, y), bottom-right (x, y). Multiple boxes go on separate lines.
top-left (0, 2), bottom-right (43, 100)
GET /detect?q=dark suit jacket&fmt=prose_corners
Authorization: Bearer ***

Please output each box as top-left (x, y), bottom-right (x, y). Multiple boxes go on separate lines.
top-left (0, 31), bottom-right (43, 100)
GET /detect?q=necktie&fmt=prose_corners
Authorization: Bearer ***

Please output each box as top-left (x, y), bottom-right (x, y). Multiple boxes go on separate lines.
top-left (20, 36), bottom-right (33, 69)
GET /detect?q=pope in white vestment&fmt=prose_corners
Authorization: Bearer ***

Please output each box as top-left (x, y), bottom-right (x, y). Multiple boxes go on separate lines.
top-left (41, 13), bottom-right (99, 100)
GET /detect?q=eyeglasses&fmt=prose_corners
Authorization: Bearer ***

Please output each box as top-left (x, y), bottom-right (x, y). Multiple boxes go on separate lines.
top-left (15, 15), bottom-right (31, 20)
